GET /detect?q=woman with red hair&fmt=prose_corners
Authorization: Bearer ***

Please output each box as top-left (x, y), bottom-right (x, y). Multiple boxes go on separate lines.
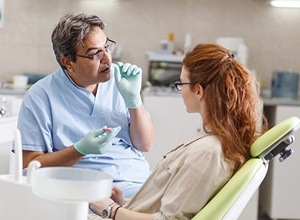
top-left (89, 43), bottom-right (267, 220)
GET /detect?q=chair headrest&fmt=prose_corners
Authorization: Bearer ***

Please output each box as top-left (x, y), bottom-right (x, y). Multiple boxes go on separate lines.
top-left (250, 117), bottom-right (300, 159)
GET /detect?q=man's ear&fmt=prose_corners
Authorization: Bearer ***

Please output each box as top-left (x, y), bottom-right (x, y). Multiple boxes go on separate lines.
top-left (195, 84), bottom-right (204, 100)
top-left (61, 57), bottom-right (74, 73)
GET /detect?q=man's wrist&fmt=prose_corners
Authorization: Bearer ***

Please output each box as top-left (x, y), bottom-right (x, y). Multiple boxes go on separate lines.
top-left (125, 96), bottom-right (142, 109)
top-left (73, 143), bottom-right (86, 155)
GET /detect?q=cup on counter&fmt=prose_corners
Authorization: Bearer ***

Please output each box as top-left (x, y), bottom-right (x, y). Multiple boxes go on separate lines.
top-left (13, 75), bottom-right (29, 89)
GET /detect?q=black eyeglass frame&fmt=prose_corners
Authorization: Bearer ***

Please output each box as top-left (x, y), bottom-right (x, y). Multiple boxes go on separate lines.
top-left (66, 38), bottom-right (116, 60)
top-left (174, 80), bottom-right (192, 91)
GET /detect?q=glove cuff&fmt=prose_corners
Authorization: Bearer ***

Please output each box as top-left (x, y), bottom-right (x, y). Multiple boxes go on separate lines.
top-left (74, 142), bottom-right (87, 155)
top-left (125, 96), bottom-right (142, 109)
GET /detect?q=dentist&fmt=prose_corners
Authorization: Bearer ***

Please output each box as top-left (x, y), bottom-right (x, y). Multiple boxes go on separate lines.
top-left (17, 12), bottom-right (154, 198)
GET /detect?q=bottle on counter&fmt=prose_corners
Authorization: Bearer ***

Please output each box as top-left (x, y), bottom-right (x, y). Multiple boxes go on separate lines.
top-left (167, 33), bottom-right (175, 54)
top-left (157, 33), bottom-right (175, 54)
top-left (184, 32), bottom-right (192, 53)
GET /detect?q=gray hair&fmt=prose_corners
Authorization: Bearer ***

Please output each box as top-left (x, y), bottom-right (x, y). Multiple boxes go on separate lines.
top-left (51, 12), bottom-right (106, 69)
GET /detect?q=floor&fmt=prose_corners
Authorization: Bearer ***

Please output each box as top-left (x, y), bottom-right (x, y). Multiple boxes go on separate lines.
top-left (257, 207), bottom-right (300, 220)
top-left (258, 209), bottom-right (273, 220)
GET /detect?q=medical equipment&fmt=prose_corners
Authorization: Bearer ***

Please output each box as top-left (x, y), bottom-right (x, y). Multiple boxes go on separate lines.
top-left (192, 116), bottom-right (300, 220)
top-left (0, 96), bottom-right (7, 117)
top-left (271, 70), bottom-right (299, 99)
top-left (0, 129), bottom-right (113, 220)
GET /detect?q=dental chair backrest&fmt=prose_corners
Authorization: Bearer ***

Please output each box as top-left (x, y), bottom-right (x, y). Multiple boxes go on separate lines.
top-left (192, 116), bottom-right (300, 220)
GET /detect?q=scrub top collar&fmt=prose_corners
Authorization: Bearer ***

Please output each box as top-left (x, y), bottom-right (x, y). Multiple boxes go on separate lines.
top-left (62, 68), bottom-right (97, 97)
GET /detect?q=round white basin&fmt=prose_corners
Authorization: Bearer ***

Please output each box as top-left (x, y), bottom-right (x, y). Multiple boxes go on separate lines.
top-left (31, 167), bottom-right (112, 202)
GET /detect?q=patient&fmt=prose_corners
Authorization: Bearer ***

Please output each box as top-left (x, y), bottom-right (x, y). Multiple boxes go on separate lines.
top-left (89, 43), bottom-right (268, 220)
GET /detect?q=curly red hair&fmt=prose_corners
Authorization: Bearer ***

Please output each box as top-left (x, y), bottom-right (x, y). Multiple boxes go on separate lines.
top-left (183, 43), bottom-right (268, 173)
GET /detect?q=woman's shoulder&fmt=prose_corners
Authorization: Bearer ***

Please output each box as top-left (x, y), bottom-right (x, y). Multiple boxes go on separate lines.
top-left (188, 130), bottom-right (221, 152)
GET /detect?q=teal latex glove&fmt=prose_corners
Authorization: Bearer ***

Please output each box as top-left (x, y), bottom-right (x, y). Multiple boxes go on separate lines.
top-left (114, 62), bottom-right (142, 109)
top-left (74, 126), bottom-right (121, 155)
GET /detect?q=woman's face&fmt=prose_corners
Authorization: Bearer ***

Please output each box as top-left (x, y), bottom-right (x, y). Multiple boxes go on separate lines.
top-left (179, 66), bottom-right (202, 113)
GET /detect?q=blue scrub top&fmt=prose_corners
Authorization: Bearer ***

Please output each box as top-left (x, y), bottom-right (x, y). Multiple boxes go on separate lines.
top-left (17, 65), bottom-right (150, 184)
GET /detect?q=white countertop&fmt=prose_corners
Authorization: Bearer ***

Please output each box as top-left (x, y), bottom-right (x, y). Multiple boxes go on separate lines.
top-left (146, 51), bottom-right (184, 62)
top-left (262, 97), bottom-right (300, 106)
top-left (0, 88), bottom-right (27, 96)
top-left (142, 86), bottom-right (300, 106)
top-left (142, 86), bottom-right (180, 97)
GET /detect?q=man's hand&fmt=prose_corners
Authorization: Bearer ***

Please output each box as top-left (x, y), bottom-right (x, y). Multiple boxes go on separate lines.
top-left (114, 62), bottom-right (142, 109)
top-left (74, 126), bottom-right (121, 155)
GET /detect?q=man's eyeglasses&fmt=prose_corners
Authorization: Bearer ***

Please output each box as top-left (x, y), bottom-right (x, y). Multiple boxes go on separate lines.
top-left (69, 38), bottom-right (116, 60)
top-left (174, 80), bottom-right (191, 91)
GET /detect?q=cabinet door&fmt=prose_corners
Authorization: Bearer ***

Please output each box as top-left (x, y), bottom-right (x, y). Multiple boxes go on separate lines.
top-left (0, 95), bottom-right (23, 116)
top-left (143, 95), bottom-right (202, 170)
top-left (0, 116), bottom-right (18, 174)
top-left (260, 106), bottom-right (300, 219)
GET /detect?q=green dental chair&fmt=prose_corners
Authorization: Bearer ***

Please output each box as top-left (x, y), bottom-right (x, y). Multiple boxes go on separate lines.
top-left (192, 116), bottom-right (300, 220)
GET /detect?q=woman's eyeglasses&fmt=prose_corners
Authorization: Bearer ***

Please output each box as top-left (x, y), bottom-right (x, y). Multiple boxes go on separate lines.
top-left (174, 80), bottom-right (191, 91)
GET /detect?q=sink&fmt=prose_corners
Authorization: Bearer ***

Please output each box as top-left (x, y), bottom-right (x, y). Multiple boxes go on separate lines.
top-left (31, 167), bottom-right (113, 202)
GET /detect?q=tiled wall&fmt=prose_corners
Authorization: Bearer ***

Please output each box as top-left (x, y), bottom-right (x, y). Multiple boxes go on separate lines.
top-left (0, 0), bottom-right (299, 89)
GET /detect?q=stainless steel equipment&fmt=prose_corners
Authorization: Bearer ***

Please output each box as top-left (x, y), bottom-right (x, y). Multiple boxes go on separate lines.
top-left (271, 71), bottom-right (299, 99)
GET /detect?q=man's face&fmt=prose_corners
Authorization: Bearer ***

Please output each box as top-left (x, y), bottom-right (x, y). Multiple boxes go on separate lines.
top-left (66, 26), bottom-right (113, 89)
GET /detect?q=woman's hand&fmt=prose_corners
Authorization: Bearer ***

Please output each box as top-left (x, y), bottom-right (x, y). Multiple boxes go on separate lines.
top-left (89, 186), bottom-right (129, 217)
top-left (89, 198), bottom-right (115, 216)
top-left (111, 186), bottom-right (128, 206)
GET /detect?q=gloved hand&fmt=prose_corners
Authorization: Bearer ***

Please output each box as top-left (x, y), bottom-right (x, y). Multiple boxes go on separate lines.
top-left (74, 126), bottom-right (121, 155)
top-left (114, 62), bottom-right (142, 109)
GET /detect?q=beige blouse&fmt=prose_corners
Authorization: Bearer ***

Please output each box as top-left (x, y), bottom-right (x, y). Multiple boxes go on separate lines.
top-left (124, 130), bottom-right (233, 220)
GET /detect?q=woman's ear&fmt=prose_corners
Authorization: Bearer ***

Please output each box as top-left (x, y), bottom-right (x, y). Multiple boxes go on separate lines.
top-left (61, 57), bottom-right (74, 73)
top-left (195, 84), bottom-right (204, 100)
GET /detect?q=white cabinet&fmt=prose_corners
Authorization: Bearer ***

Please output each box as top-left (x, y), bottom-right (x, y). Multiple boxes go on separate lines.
top-left (0, 94), bottom-right (22, 174)
top-left (260, 105), bottom-right (300, 219)
top-left (0, 115), bottom-right (18, 174)
top-left (143, 94), bottom-right (202, 170)
top-left (143, 93), bottom-right (258, 220)
top-left (0, 94), bottom-right (23, 116)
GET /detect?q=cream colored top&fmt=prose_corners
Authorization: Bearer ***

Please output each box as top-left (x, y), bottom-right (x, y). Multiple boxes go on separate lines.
top-left (124, 130), bottom-right (233, 220)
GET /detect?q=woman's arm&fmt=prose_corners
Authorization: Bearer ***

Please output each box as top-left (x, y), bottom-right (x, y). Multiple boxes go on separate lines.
top-left (111, 206), bottom-right (153, 220)
top-left (89, 201), bottom-right (153, 220)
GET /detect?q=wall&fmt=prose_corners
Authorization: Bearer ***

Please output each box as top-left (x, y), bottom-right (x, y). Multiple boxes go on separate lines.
top-left (0, 0), bottom-right (299, 89)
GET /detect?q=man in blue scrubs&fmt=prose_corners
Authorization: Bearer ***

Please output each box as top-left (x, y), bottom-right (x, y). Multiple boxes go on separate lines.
top-left (17, 12), bottom-right (154, 198)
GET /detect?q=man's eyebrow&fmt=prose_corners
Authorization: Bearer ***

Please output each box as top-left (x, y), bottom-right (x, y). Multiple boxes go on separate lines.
top-left (85, 47), bottom-right (101, 53)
